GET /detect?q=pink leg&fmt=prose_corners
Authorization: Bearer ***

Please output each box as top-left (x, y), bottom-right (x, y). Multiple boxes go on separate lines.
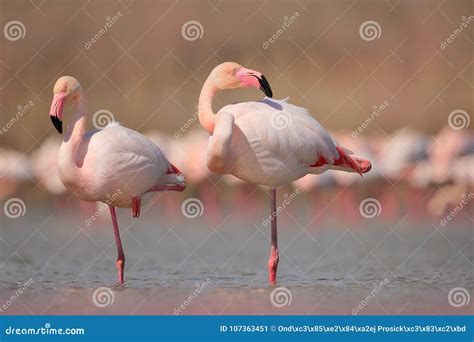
top-left (132, 197), bottom-right (141, 218)
top-left (268, 188), bottom-right (279, 286)
top-left (109, 205), bottom-right (125, 284)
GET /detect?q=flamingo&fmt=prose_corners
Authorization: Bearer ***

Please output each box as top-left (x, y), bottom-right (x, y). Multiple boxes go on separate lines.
top-left (197, 62), bottom-right (372, 285)
top-left (0, 147), bottom-right (32, 200)
top-left (31, 136), bottom-right (67, 196)
top-left (49, 76), bottom-right (186, 284)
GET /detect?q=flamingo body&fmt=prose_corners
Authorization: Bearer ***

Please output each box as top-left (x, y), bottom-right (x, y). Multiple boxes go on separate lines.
top-left (58, 123), bottom-right (184, 208)
top-left (212, 97), bottom-right (369, 186)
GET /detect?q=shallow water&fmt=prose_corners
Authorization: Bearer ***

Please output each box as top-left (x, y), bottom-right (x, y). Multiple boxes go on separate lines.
top-left (1, 202), bottom-right (472, 315)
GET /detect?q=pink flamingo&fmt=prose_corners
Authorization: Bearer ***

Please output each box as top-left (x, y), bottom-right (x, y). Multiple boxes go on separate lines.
top-left (49, 76), bottom-right (186, 284)
top-left (31, 136), bottom-right (66, 196)
top-left (0, 147), bottom-right (32, 200)
top-left (198, 62), bottom-right (372, 285)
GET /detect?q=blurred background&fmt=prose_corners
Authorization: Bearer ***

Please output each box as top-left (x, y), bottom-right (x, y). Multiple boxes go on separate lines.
top-left (0, 0), bottom-right (472, 315)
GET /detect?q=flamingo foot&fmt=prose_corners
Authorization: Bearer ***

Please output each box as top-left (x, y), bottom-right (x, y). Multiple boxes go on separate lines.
top-left (116, 259), bottom-right (125, 284)
top-left (267, 246), bottom-right (279, 286)
top-left (132, 197), bottom-right (141, 218)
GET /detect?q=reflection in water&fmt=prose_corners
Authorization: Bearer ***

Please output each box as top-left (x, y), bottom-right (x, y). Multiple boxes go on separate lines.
top-left (0, 204), bottom-right (472, 315)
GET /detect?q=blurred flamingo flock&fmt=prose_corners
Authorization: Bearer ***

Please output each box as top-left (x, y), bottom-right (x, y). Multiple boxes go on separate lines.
top-left (1, 125), bottom-right (472, 225)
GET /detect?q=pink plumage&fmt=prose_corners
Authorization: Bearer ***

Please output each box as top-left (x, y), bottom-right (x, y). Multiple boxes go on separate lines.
top-left (198, 62), bottom-right (372, 285)
top-left (49, 76), bottom-right (186, 284)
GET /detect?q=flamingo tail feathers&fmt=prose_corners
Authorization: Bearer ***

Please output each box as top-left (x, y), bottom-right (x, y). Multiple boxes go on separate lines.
top-left (310, 146), bottom-right (372, 175)
top-left (334, 146), bottom-right (371, 176)
top-left (146, 162), bottom-right (186, 193)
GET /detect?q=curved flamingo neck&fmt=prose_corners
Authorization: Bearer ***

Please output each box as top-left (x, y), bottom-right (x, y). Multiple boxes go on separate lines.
top-left (61, 96), bottom-right (87, 175)
top-left (198, 76), bottom-right (218, 134)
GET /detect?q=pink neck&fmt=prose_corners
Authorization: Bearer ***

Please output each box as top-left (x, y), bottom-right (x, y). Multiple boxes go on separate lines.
top-left (62, 96), bottom-right (87, 173)
top-left (198, 76), bottom-right (218, 134)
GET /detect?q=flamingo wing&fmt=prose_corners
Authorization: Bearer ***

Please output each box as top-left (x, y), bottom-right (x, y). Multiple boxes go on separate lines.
top-left (219, 98), bottom-right (370, 183)
top-left (220, 98), bottom-right (339, 167)
top-left (77, 125), bottom-right (173, 202)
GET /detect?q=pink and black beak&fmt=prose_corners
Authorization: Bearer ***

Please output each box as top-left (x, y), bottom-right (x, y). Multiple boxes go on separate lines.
top-left (236, 67), bottom-right (273, 98)
top-left (49, 92), bottom-right (66, 134)
top-left (258, 74), bottom-right (273, 98)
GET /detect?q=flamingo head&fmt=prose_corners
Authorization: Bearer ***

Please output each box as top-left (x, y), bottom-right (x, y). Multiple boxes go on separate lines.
top-left (49, 76), bottom-right (82, 134)
top-left (210, 62), bottom-right (273, 98)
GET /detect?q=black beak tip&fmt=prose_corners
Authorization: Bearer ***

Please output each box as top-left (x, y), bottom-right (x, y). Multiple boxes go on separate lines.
top-left (50, 115), bottom-right (63, 134)
top-left (258, 75), bottom-right (273, 98)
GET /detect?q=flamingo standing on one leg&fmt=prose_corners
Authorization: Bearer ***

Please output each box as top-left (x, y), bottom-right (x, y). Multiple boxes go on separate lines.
top-left (197, 62), bottom-right (372, 285)
top-left (49, 76), bottom-right (186, 284)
